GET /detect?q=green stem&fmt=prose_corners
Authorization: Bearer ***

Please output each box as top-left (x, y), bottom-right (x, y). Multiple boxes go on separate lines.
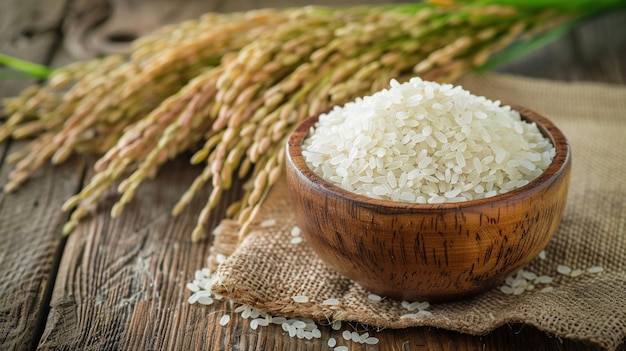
top-left (0, 53), bottom-right (54, 79)
top-left (454, 0), bottom-right (626, 13)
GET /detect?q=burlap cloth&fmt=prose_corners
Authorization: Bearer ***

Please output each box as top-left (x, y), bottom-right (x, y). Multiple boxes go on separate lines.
top-left (210, 73), bottom-right (626, 350)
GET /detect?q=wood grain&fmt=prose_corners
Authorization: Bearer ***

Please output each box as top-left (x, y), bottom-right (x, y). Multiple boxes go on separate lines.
top-left (0, 1), bottom-right (625, 351)
top-left (1, 3), bottom-right (81, 347)
top-left (36, 157), bottom-right (241, 350)
top-left (0, 142), bottom-right (83, 351)
top-left (0, 0), bottom-right (68, 97)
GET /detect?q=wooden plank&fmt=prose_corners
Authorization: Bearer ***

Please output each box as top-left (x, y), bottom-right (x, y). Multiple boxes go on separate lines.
top-left (0, 0), bottom-right (79, 349)
top-left (36, 157), bottom-right (238, 350)
top-left (0, 141), bottom-right (84, 351)
top-left (0, 0), bottom-right (69, 97)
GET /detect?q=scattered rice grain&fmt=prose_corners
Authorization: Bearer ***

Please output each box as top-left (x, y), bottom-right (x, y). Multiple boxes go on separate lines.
top-left (196, 296), bottom-right (214, 305)
top-left (219, 314), bottom-right (231, 326)
top-left (406, 301), bottom-right (430, 311)
top-left (500, 285), bottom-right (514, 295)
top-left (521, 271), bottom-right (537, 281)
top-left (272, 317), bottom-right (287, 325)
top-left (417, 310), bottom-right (433, 317)
top-left (260, 218), bottom-right (277, 227)
top-left (557, 265), bottom-right (572, 275)
top-left (292, 295), bottom-right (309, 303)
top-left (367, 293), bottom-right (383, 302)
top-left (358, 332), bottom-right (369, 342)
top-left (290, 236), bottom-right (304, 244)
top-left (587, 266), bottom-right (604, 274)
top-left (570, 269), bottom-right (584, 277)
top-left (186, 282), bottom-right (200, 293)
top-left (328, 337), bottom-right (337, 347)
top-left (534, 275), bottom-right (553, 284)
top-left (323, 298), bottom-right (341, 306)
top-left (365, 336), bottom-right (380, 345)
top-left (513, 286), bottom-right (526, 295)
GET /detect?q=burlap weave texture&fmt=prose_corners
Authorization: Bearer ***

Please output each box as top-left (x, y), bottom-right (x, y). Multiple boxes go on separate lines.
top-left (211, 73), bottom-right (626, 350)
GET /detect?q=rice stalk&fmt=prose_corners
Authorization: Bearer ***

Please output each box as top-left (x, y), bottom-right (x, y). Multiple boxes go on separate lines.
top-left (0, 1), bottom-right (609, 244)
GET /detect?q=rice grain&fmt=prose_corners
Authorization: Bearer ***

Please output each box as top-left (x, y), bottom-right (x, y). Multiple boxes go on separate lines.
top-left (323, 298), bottom-right (341, 306)
top-left (302, 78), bottom-right (555, 203)
top-left (367, 293), bottom-right (383, 302)
top-left (219, 314), bottom-right (231, 326)
top-left (292, 295), bottom-right (309, 303)
top-left (587, 266), bottom-right (604, 274)
top-left (557, 265), bottom-right (572, 275)
top-left (328, 337), bottom-right (337, 347)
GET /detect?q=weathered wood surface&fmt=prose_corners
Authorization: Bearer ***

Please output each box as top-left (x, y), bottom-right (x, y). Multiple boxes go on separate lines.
top-left (1, 1), bottom-right (625, 350)
top-left (0, 0), bottom-right (68, 96)
top-left (0, 141), bottom-right (83, 351)
top-left (1, 2), bottom-right (81, 350)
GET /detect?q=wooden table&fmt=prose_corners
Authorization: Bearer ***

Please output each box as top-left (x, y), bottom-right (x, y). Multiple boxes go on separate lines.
top-left (1, 1), bottom-right (625, 350)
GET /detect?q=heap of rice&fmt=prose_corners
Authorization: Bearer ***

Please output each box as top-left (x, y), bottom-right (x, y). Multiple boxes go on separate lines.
top-left (302, 77), bottom-right (555, 204)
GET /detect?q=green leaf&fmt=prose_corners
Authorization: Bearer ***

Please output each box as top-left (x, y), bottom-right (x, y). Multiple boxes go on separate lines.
top-left (454, 0), bottom-right (626, 13)
top-left (0, 53), bottom-right (53, 79)
top-left (476, 18), bottom-right (579, 71)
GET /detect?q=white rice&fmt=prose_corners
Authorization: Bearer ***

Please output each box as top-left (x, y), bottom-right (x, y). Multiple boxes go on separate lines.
top-left (364, 336), bottom-right (380, 345)
top-left (557, 265), bottom-right (572, 275)
top-left (570, 269), bottom-right (584, 277)
top-left (497, 252), bottom-right (605, 296)
top-left (215, 253), bottom-right (226, 264)
top-left (534, 275), bottom-right (554, 284)
top-left (186, 271), bottom-right (388, 346)
top-left (367, 293), bottom-right (383, 302)
top-left (499, 268), bottom-right (554, 296)
top-left (351, 331), bottom-right (360, 341)
top-left (292, 295), bottom-right (309, 303)
top-left (322, 298), bottom-right (341, 306)
top-left (328, 337), bottom-right (337, 347)
top-left (302, 77), bottom-right (555, 203)
top-left (587, 266), bottom-right (604, 274)
top-left (219, 314), bottom-right (231, 326)
top-left (290, 236), bottom-right (304, 244)
top-left (260, 218), bottom-right (277, 227)
top-left (291, 226), bottom-right (302, 236)
top-left (410, 301), bottom-right (430, 311)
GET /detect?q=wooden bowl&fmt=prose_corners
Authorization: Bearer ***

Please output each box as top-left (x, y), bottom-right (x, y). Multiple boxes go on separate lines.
top-left (285, 106), bottom-right (571, 302)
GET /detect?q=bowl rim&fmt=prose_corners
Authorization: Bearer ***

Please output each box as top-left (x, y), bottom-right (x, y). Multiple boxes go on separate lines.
top-left (286, 104), bottom-right (571, 211)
